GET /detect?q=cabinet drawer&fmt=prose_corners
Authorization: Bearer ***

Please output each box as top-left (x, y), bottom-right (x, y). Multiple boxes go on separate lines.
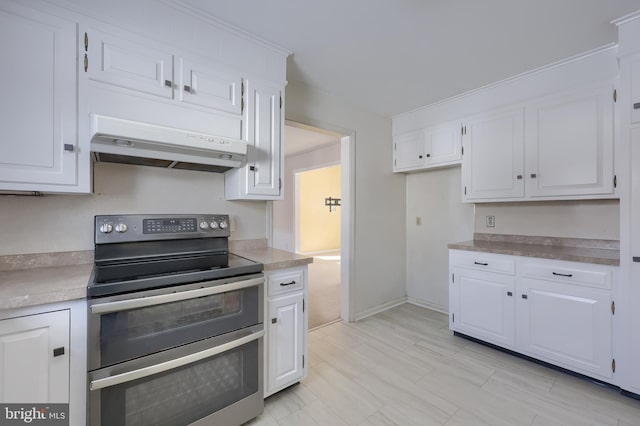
top-left (519, 261), bottom-right (612, 290)
top-left (267, 268), bottom-right (304, 296)
top-left (450, 251), bottom-right (515, 275)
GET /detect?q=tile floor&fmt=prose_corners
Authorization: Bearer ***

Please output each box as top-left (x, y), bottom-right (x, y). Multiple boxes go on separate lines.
top-left (246, 303), bottom-right (640, 425)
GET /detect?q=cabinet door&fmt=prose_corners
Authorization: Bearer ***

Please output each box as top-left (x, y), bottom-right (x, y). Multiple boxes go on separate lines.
top-left (178, 57), bottom-right (243, 115)
top-left (393, 130), bottom-right (424, 172)
top-left (631, 56), bottom-right (640, 124)
top-left (267, 292), bottom-right (304, 394)
top-left (461, 108), bottom-right (525, 201)
top-left (0, 310), bottom-right (69, 403)
top-left (86, 27), bottom-right (174, 99)
top-left (451, 267), bottom-right (516, 348)
top-left (630, 127), bottom-right (640, 391)
top-left (0, 3), bottom-right (78, 188)
top-left (423, 122), bottom-right (462, 167)
top-left (517, 278), bottom-right (612, 378)
top-left (525, 83), bottom-right (614, 197)
top-left (245, 80), bottom-right (282, 197)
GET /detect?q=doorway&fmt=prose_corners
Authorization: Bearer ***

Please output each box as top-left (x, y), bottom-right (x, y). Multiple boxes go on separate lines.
top-left (270, 121), bottom-right (353, 328)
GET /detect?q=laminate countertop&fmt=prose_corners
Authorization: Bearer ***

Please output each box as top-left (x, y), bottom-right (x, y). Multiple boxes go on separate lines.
top-left (0, 244), bottom-right (313, 310)
top-left (448, 234), bottom-right (620, 266)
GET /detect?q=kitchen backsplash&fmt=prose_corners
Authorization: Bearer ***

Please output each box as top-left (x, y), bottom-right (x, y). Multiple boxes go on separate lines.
top-left (0, 162), bottom-right (268, 256)
top-left (474, 199), bottom-right (620, 240)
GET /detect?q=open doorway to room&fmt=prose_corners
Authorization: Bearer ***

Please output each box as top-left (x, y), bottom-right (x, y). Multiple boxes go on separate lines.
top-left (296, 165), bottom-right (341, 328)
top-left (271, 121), bottom-right (351, 329)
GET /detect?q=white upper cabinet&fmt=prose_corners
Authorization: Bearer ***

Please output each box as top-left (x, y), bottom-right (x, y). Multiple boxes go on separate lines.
top-left (393, 122), bottom-right (462, 172)
top-left (461, 107), bottom-right (525, 201)
top-left (393, 130), bottom-right (424, 171)
top-left (0, 2), bottom-right (88, 193)
top-left (225, 79), bottom-right (283, 200)
top-left (525, 83), bottom-right (614, 198)
top-left (86, 27), bottom-right (174, 99)
top-left (177, 57), bottom-right (243, 115)
top-left (631, 56), bottom-right (640, 124)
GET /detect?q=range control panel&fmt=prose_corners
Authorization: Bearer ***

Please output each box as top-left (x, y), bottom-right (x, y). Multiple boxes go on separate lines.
top-left (95, 214), bottom-right (230, 244)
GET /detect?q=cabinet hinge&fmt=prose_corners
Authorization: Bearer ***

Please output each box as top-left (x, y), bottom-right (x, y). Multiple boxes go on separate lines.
top-left (461, 146), bottom-right (464, 156)
top-left (612, 358), bottom-right (616, 373)
top-left (303, 299), bottom-right (305, 313)
top-left (84, 53), bottom-right (88, 72)
top-left (611, 300), bottom-right (615, 315)
top-left (452, 273), bottom-right (454, 283)
top-left (394, 159), bottom-right (396, 166)
top-left (614, 175), bottom-right (617, 188)
top-left (613, 89), bottom-right (617, 103)
top-left (302, 354), bottom-right (305, 368)
top-left (84, 32), bottom-right (88, 52)
top-left (280, 96), bottom-right (283, 109)
top-left (452, 313), bottom-right (455, 323)
top-left (461, 126), bottom-right (464, 136)
top-left (464, 186), bottom-right (467, 195)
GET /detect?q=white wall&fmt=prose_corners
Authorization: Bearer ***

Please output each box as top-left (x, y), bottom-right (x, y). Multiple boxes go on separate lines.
top-left (285, 81), bottom-right (407, 318)
top-left (475, 200), bottom-right (620, 239)
top-left (0, 163), bottom-right (267, 255)
top-left (273, 143), bottom-right (341, 252)
top-left (406, 167), bottom-right (475, 312)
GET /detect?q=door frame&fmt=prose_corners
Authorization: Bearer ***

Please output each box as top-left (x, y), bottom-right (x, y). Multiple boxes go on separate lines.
top-left (267, 120), bottom-right (355, 323)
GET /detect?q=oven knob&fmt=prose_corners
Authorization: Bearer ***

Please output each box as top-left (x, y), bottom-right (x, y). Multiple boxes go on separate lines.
top-left (115, 223), bottom-right (128, 233)
top-left (210, 221), bottom-right (219, 229)
top-left (219, 220), bottom-right (228, 229)
top-left (199, 221), bottom-right (209, 230)
top-left (99, 223), bottom-right (113, 234)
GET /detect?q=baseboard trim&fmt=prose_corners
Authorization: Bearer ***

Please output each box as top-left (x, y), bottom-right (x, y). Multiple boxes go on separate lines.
top-left (407, 298), bottom-right (448, 314)
top-left (353, 297), bottom-right (408, 321)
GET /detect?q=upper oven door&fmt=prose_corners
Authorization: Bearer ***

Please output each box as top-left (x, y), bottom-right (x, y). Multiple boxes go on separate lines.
top-left (88, 273), bottom-right (263, 370)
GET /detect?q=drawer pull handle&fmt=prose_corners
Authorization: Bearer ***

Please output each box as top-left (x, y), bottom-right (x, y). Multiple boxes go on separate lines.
top-left (53, 347), bottom-right (65, 357)
top-left (280, 280), bottom-right (296, 287)
top-left (634, 102), bottom-right (640, 110)
top-left (507, 291), bottom-right (513, 296)
top-left (522, 294), bottom-right (528, 300)
top-left (552, 272), bottom-right (573, 278)
top-left (474, 262), bottom-right (488, 266)
top-left (271, 318), bottom-right (277, 324)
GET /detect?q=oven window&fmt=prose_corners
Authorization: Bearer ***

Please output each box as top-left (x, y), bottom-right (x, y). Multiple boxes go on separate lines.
top-left (99, 286), bottom-right (259, 367)
top-left (99, 340), bottom-right (259, 426)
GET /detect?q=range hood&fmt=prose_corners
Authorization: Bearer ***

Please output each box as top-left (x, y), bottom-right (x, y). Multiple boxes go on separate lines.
top-left (89, 114), bottom-right (248, 173)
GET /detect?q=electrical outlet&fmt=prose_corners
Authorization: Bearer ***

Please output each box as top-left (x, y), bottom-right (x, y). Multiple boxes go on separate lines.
top-left (486, 215), bottom-right (495, 228)
top-left (416, 216), bottom-right (422, 226)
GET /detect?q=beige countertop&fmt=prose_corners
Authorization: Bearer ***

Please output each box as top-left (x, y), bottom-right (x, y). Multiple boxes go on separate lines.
top-left (232, 247), bottom-right (313, 271)
top-left (448, 234), bottom-right (620, 266)
top-left (0, 244), bottom-right (312, 310)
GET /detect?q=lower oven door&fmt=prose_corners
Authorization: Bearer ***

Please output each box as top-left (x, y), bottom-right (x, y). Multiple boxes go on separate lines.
top-left (88, 325), bottom-right (264, 426)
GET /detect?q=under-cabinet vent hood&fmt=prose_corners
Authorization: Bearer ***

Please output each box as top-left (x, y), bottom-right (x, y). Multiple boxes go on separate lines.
top-left (89, 114), bottom-right (247, 173)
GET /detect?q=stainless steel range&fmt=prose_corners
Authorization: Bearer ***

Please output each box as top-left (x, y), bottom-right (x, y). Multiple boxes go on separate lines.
top-left (87, 214), bottom-right (264, 426)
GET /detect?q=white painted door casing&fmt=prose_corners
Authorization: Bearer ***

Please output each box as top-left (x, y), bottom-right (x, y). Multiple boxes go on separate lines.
top-left (525, 83), bottom-right (615, 197)
top-left (0, 310), bottom-right (70, 403)
top-left (0, 2), bottom-right (82, 192)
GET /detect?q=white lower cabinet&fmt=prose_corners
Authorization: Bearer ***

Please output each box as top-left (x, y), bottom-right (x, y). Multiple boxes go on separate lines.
top-left (451, 267), bottom-right (515, 348)
top-left (450, 250), bottom-right (615, 382)
top-left (0, 309), bottom-right (70, 403)
top-left (264, 266), bottom-right (308, 397)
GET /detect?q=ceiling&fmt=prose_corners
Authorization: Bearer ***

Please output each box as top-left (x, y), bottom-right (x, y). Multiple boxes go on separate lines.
top-left (181, 0), bottom-right (640, 118)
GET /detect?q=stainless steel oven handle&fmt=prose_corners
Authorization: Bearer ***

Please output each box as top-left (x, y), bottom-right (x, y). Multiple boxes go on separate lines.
top-left (89, 328), bottom-right (265, 391)
top-left (90, 277), bottom-right (264, 314)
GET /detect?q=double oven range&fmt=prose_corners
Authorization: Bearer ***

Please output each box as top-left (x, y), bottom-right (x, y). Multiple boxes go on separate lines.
top-left (87, 214), bottom-right (264, 426)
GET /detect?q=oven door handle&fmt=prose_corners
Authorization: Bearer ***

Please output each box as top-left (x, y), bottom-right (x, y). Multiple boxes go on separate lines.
top-left (89, 327), bottom-right (264, 391)
top-left (90, 277), bottom-right (264, 314)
